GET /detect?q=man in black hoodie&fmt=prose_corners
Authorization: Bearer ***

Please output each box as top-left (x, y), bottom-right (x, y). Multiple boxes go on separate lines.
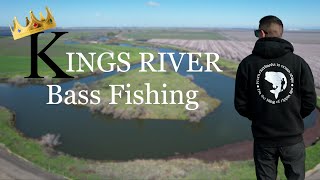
top-left (234, 15), bottom-right (316, 180)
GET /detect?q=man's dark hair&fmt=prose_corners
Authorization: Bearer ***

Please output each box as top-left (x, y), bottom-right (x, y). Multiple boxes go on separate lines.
top-left (259, 15), bottom-right (283, 28)
top-left (259, 15), bottom-right (284, 37)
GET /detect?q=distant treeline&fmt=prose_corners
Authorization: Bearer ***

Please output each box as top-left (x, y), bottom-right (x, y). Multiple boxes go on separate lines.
top-left (0, 29), bottom-right (11, 36)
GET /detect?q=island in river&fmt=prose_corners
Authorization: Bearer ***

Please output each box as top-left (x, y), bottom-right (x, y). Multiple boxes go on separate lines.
top-left (86, 64), bottom-right (220, 121)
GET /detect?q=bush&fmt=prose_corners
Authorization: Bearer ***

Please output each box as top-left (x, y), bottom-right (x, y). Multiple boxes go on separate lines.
top-left (39, 133), bottom-right (61, 148)
top-left (113, 105), bottom-right (146, 120)
top-left (187, 101), bottom-right (209, 123)
top-left (43, 76), bottom-right (53, 84)
top-left (92, 69), bottom-right (104, 76)
top-left (8, 76), bottom-right (28, 86)
top-left (185, 74), bottom-right (194, 81)
top-left (89, 99), bottom-right (146, 120)
top-left (66, 82), bottom-right (92, 103)
top-left (72, 82), bottom-right (90, 92)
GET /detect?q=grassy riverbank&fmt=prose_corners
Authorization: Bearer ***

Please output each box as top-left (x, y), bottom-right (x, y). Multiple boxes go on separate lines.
top-left (210, 57), bottom-right (238, 78)
top-left (0, 106), bottom-right (319, 179)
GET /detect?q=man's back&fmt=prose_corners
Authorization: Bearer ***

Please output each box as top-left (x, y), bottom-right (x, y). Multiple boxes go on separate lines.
top-left (234, 37), bottom-right (316, 146)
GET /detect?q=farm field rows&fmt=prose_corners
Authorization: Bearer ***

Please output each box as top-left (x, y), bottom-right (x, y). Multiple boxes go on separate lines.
top-left (148, 38), bottom-right (320, 88)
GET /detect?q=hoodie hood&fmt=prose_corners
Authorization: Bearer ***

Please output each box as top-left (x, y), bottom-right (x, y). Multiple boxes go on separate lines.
top-left (252, 37), bottom-right (294, 59)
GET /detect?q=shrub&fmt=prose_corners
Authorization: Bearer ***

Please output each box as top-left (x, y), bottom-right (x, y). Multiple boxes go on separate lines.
top-left (92, 69), bottom-right (104, 75)
top-left (39, 133), bottom-right (61, 148)
top-left (67, 82), bottom-right (92, 103)
top-left (185, 74), bottom-right (194, 81)
top-left (8, 76), bottom-right (28, 86)
top-left (187, 101), bottom-right (208, 122)
top-left (43, 76), bottom-right (53, 84)
top-left (89, 98), bottom-right (146, 120)
top-left (72, 82), bottom-right (90, 92)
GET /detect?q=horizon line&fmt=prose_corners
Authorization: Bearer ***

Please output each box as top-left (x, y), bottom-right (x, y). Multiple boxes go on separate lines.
top-left (1, 26), bottom-right (320, 31)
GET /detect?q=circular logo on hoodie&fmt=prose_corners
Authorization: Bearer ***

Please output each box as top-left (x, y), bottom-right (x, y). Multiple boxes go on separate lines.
top-left (256, 63), bottom-right (294, 104)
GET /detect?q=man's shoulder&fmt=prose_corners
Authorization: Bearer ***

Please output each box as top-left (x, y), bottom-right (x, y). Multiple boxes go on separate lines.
top-left (291, 53), bottom-right (306, 63)
top-left (242, 54), bottom-right (256, 61)
top-left (240, 54), bottom-right (260, 66)
top-left (283, 52), bottom-right (308, 67)
top-left (291, 53), bottom-right (312, 70)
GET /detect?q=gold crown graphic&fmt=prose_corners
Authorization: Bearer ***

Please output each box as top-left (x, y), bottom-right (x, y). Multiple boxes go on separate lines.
top-left (10, 7), bottom-right (56, 40)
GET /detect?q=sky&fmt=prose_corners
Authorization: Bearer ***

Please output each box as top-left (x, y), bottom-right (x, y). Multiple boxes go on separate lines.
top-left (1, 0), bottom-right (320, 29)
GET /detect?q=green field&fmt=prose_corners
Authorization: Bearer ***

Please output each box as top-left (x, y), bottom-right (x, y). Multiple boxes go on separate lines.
top-left (0, 106), bottom-right (319, 179)
top-left (208, 57), bottom-right (239, 78)
top-left (122, 30), bottom-right (226, 40)
top-left (317, 96), bottom-right (320, 109)
top-left (91, 64), bottom-right (220, 120)
top-left (0, 35), bottom-right (157, 82)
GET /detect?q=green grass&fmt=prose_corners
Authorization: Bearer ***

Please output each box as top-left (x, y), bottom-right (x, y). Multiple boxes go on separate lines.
top-left (317, 96), bottom-right (320, 109)
top-left (276, 139), bottom-right (320, 179)
top-left (185, 52), bottom-right (239, 79)
top-left (93, 64), bottom-right (220, 120)
top-left (213, 58), bottom-right (239, 78)
top-left (0, 106), bottom-right (319, 179)
top-left (122, 30), bottom-right (226, 40)
top-left (0, 35), bottom-right (158, 82)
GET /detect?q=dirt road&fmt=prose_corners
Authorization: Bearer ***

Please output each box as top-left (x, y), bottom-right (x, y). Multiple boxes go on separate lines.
top-left (0, 146), bottom-right (63, 180)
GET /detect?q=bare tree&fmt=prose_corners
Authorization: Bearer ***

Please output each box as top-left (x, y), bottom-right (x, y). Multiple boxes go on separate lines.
top-left (39, 133), bottom-right (61, 148)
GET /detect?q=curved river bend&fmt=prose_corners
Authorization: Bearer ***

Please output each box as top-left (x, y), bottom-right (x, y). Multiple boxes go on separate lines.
top-left (0, 45), bottom-right (317, 160)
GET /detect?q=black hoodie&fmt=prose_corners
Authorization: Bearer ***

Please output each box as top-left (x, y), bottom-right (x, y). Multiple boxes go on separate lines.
top-left (234, 37), bottom-right (316, 146)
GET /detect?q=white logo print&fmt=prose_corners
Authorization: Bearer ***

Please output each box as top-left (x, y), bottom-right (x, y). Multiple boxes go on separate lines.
top-left (264, 71), bottom-right (287, 99)
top-left (256, 63), bottom-right (294, 104)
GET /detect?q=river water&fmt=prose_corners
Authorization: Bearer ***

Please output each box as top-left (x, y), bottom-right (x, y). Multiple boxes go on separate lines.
top-left (0, 45), bottom-right (316, 160)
